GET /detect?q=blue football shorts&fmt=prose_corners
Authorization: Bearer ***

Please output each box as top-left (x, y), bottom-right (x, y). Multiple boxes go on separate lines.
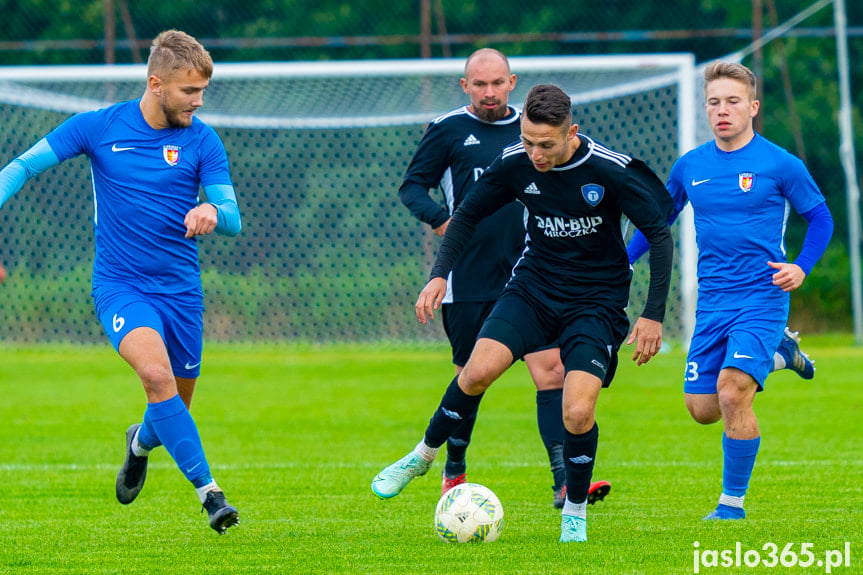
top-left (92, 283), bottom-right (205, 379)
top-left (477, 283), bottom-right (627, 387)
top-left (684, 305), bottom-right (788, 394)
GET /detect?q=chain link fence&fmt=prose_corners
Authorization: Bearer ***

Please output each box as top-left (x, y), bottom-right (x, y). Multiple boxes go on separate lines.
top-left (1, 0), bottom-right (860, 335)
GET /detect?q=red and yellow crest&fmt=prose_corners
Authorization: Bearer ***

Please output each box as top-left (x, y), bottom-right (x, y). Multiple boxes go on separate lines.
top-left (738, 172), bottom-right (755, 193)
top-left (163, 145), bottom-right (181, 166)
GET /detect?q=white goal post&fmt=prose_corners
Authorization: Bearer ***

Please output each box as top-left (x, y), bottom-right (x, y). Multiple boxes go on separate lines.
top-left (0, 54), bottom-right (697, 345)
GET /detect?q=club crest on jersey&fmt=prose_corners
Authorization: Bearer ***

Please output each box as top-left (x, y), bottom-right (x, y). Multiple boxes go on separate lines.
top-left (581, 183), bottom-right (604, 207)
top-left (163, 145), bottom-right (181, 166)
top-left (738, 172), bottom-right (755, 192)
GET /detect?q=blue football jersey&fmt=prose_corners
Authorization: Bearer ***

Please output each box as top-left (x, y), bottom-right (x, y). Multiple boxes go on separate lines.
top-left (45, 99), bottom-right (233, 295)
top-left (668, 133), bottom-right (825, 311)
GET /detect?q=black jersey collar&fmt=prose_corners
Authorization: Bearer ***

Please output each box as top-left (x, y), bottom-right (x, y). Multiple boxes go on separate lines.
top-left (552, 133), bottom-right (593, 171)
top-left (463, 105), bottom-right (520, 125)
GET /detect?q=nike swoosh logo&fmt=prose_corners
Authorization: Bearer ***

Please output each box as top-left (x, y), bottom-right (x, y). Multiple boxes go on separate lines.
top-left (185, 361), bottom-right (201, 370)
top-left (186, 462), bottom-right (201, 473)
top-left (111, 144), bottom-right (135, 152)
top-left (691, 178), bottom-right (711, 186)
top-left (733, 352), bottom-right (753, 359)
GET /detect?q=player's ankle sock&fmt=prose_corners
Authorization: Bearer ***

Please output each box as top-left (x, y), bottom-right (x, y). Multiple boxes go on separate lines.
top-left (424, 376), bottom-right (484, 448)
top-left (722, 433), bottom-right (760, 499)
top-left (772, 351), bottom-right (786, 371)
top-left (563, 423), bottom-right (598, 504)
top-left (131, 429), bottom-right (152, 457)
top-left (136, 410), bottom-right (162, 452)
top-left (718, 493), bottom-right (745, 509)
top-left (146, 394), bottom-right (213, 486)
top-left (562, 497), bottom-right (588, 519)
top-left (195, 480), bottom-right (221, 503)
top-left (536, 388), bottom-right (566, 488)
top-left (413, 439), bottom-right (439, 463)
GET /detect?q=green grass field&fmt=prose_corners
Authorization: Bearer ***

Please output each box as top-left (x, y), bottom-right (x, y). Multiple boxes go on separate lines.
top-left (1, 336), bottom-right (861, 574)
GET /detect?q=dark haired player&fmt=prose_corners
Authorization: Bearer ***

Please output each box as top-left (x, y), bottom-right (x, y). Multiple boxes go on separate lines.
top-left (398, 48), bottom-right (609, 508)
top-left (373, 84), bottom-right (673, 542)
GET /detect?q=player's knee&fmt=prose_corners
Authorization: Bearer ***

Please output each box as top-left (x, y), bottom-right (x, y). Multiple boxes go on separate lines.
top-left (685, 395), bottom-right (721, 424)
top-left (137, 363), bottom-right (177, 393)
top-left (716, 389), bottom-right (751, 418)
top-left (531, 368), bottom-right (564, 391)
top-left (531, 359), bottom-right (565, 389)
top-left (460, 353), bottom-right (509, 393)
top-left (562, 401), bottom-right (594, 434)
top-left (525, 350), bottom-right (565, 390)
top-left (458, 367), bottom-right (495, 394)
top-left (688, 406), bottom-right (721, 425)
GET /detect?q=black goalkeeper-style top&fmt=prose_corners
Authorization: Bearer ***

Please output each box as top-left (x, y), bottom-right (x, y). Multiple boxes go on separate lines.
top-left (399, 106), bottom-right (525, 303)
top-left (431, 134), bottom-right (674, 322)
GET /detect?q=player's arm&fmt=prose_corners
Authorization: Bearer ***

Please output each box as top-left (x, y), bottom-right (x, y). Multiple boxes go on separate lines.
top-left (1, 127), bottom-right (87, 282)
top-left (188, 127), bottom-right (242, 238)
top-left (207, 184), bottom-right (242, 236)
top-left (622, 160), bottom-right (675, 365)
top-left (416, 206), bottom-right (479, 323)
top-left (626, 159), bottom-right (688, 264)
top-left (768, 201), bottom-right (833, 291)
top-left (184, 184), bottom-right (241, 238)
top-left (416, 159), bottom-right (514, 323)
top-left (399, 180), bottom-right (451, 233)
top-left (0, 138), bottom-right (61, 284)
top-left (627, 226), bottom-right (673, 365)
top-left (398, 123), bottom-right (452, 232)
top-left (0, 138), bottom-right (61, 208)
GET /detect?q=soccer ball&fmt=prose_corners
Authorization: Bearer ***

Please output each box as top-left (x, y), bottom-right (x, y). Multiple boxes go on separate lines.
top-left (434, 482), bottom-right (504, 543)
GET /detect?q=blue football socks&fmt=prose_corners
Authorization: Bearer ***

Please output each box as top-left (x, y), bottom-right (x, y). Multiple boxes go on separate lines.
top-left (144, 394), bottom-right (213, 488)
top-left (705, 434), bottom-right (760, 520)
top-left (135, 408), bottom-right (163, 452)
top-left (722, 434), bottom-right (760, 497)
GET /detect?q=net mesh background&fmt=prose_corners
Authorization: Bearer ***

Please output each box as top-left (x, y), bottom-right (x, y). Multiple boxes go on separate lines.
top-left (0, 60), bottom-right (686, 343)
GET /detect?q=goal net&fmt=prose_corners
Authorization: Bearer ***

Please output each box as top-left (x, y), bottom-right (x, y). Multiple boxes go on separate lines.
top-left (0, 54), bottom-right (696, 344)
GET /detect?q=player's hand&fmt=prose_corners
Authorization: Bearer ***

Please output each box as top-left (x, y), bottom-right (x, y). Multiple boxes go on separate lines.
top-left (184, 203), bottom-right (219, 238)
top-left (626, 317), bottom-right (663, 366)
top-left (415, 277), bottom-right (447, 324)
top-left (0, 261), bottom-right (6, 285)
top-left (768, 261), bottom-right (805, 292)
top-left (432, 218), bottom-right (451, 237)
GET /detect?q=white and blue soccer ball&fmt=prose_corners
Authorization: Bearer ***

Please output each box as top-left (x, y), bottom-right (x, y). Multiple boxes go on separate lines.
top-left (434, 482), bottom-right (504, 543)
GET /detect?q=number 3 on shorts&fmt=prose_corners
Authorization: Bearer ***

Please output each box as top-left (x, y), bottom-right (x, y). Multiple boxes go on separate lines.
top-left (685, 361), bottom-right (699, 382)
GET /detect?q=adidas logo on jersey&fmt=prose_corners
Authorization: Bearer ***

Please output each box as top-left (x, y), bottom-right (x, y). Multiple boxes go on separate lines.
top-left (524, 182), bottom-right (541, 194)
top-left (463, 134), bottom-right (480, 146)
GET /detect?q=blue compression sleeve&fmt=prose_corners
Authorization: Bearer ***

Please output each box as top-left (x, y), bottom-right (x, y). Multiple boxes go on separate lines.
top-left (203, 183), bottom-right (242, 237)
top-left (627, 230), bottom-right (651, 264)
top-left (627, 207), bottom-right (682, 264)
top-left (0, 138), bottom-right (60, 207)
top-left (145, 394), bottom-right (213, 487)
top-left (793, 202), bottom-right (833, 276)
